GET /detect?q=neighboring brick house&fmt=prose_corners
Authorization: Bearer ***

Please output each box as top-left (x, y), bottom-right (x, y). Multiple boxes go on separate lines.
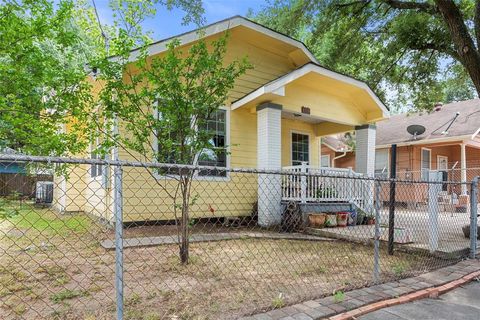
top-left (330, 99), bottom-right (480, 206)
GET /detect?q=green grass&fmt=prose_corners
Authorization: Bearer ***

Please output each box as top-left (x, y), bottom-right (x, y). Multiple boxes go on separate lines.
top-left (50, 289), bottom-right (86, 303)
top-left (1, 200), bottom-right (91, 235)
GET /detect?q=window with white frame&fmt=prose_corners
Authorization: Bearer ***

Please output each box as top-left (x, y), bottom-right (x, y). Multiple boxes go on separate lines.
top-left (375, 149), bottom-right (389, 178)
top-left (155, 107), bottom-right (227, 177)
top-left (421, 148), bottom-right (431, 180)
top-left (321, 155), bottom-right (330, 167)
top-left (292, 133), bottom-right (309, 166)
top-left (90, 135), bottom-right (103, 178)
top-left (198, 109), bottom-right (227, 177)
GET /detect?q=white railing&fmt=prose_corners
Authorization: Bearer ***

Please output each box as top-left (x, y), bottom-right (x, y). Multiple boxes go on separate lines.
top-left (282, 162), bottom-right (373, 213)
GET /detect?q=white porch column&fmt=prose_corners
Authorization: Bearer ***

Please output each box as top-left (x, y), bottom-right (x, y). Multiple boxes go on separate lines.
top-left (257, 102), bottom-right (282, 227)
top-left (461, 143), bottom-right (467, 195)
top-left (355, 124), bottom-right (376, 177)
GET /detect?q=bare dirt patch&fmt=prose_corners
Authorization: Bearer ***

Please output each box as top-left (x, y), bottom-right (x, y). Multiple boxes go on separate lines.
top-left (0, 203), bottom-right (455, 319)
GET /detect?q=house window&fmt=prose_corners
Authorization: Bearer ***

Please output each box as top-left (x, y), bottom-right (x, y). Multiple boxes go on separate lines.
top-left (421, 148), bottom-right (431, 180)
top-left (375, 149), bottom-right (389, 178)
top-left (198, 109), bottom-right (227, 177)
top-left (321, 155), bottom-right (330, 167)
top-left (156, 108), bottom-right (228, 177)
top-left (90, 136), bottom-right (103, 178)
top-left (292, 133), bottom-right (309, 166)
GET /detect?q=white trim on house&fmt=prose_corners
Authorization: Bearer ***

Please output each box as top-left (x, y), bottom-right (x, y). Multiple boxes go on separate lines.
top-left (437, 155), bottom-right (448, 171)
top-left (290, 130), bottom-right (311, 166)
top-left (375, 148), bottom-right (390, 176)
top-left (320, 154), bottom-right (331, 167)
top-left (152, 106), bottom-right (231, 182)
top-left (421, 147), bottom-right (432, 180)
top-left (123, 16), bottom-right (318, 64)
top-left (470, 126), bottom-right (480, 140)
top-left (376, 135), bottom-right (472, 149)
top-left (230, 63), bottom-right (389, 116)
top-left (322, 142), bottom-right (339, 152)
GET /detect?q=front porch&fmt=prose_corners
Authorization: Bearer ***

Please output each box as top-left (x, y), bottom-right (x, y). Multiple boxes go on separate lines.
top-left (281, 163), bottom-right (372, 213)
top-left (230, 63), bottom-right (388, 227)
top-left (254, 105), bottom-right (378, 227)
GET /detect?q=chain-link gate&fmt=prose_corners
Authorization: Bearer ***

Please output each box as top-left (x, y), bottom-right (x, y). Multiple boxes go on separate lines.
top-left (0, 155), bottom-right (477, 319)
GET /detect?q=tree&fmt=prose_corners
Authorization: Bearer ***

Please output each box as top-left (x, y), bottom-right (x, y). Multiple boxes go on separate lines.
top-left (251, 0), bottom-right (479, 111)
top-left (91, 1), bottom-right (249, 264)
top-left (0, 0), bottom-right (98, 155)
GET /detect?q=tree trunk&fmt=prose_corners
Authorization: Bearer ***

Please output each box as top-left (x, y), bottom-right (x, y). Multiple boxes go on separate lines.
top-left (179, 176), bottom-right (190, 265)
top-left (435, 0), bottom-right (480, 96)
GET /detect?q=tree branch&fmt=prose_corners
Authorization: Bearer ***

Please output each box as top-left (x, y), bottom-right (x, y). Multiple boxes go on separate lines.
top-left (475, 0), bottom-right (480, 48)
top-left (381, 0), bottom-right (437, 14)
top-left (434, 0), bottom-right (480, 96)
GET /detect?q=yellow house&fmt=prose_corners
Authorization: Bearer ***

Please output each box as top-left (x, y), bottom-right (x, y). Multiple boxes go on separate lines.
top-left (54, 16), bottom-right (389, 226)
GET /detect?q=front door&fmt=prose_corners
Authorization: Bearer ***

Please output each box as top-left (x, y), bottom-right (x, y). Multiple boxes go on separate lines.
top-left (437, 155), bottom-right (448, 191)
top-left (437, 156), bottom-right (448, 171)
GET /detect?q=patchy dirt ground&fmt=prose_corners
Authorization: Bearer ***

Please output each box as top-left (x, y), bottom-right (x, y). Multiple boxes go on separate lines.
top-left (0, 202), bottom-right (457, 320)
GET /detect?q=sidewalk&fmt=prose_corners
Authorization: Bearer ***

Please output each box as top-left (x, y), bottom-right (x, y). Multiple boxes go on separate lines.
top-left (241, 259), bottom-right (480, 320)
top-left (358, 280), bottom-right (480, 320)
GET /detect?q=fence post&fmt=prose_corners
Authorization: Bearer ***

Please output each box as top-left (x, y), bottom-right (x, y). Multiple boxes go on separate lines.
top-left (428, 171), bottom-right (442, 253)
top-left (373, 179), bottom-right (381, 283)
top-left (300, 162), bottom-right (307, 203)
top-left (387, 144), bottom-right (397, 255)
top-left (114, 164), bottom-right (124, 320)
top-left (470, 177), bottom-right (478, 259)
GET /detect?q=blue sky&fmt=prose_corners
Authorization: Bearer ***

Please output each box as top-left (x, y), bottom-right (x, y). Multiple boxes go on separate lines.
top-left (95, 0), bottom-right (267, 41)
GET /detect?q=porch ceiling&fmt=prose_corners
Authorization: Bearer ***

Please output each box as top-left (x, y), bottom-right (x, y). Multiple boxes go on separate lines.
top-left (231, 63), bottom-right (389, 126)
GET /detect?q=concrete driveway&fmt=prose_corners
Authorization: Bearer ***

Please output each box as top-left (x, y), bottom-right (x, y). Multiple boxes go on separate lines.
top-left (359, 280), bottom-right (480, 320)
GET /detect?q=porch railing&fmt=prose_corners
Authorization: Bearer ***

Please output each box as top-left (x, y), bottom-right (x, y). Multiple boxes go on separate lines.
top-left (282, 162), bottom-right (372, 213)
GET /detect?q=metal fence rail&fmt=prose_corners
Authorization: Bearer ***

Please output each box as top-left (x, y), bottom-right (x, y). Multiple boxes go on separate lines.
top-left (0, 155), bottom-right (478, 319)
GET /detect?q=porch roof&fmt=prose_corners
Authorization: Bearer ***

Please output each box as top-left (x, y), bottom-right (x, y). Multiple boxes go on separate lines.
top-left (231, 62), bottom-right (389, 127)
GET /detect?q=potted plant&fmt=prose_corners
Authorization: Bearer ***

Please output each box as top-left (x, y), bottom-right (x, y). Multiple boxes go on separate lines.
top-left (308, 213), bottom-right (327, 228)
top-left (356, 209), bottom-right (366, 225)
top-left (325, 213), bottom-right (337, 227)
top-left (337, 212), bottom-right (349, 227)
top-left (367, 214), bottom-right (376, 225)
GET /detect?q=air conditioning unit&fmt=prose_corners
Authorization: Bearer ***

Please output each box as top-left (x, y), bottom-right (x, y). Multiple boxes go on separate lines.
top-left (36, 181), bottom-right (53, 205)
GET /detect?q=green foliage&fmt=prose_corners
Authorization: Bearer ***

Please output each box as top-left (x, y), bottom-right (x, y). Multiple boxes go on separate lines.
top-left (333, 290), bottom-right (345, 303)
top-left (392, 262), bottom-right (407, 276)
top-left (0, 198), bottom-right (20, 219)
top-left (0, 0), bottom-right (98, 155)
top-left (251, 0), bottom-right (478, 112)
top-left (96, 34), bottom-right (251, 168)
top-left (271, 293), bottom-right (285, 308)
top-left (50, 289), bottom-right (86, 303)
top-left (2, 202), bottom-right (91, 235)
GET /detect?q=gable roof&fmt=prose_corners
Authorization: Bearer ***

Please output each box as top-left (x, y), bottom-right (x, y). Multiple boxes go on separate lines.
top-left (126, 15), bottom-right (318, 63)
top-left (231, 62), bottom-right (388, 116)
top-left (376, 99), bottom-right (480, 147)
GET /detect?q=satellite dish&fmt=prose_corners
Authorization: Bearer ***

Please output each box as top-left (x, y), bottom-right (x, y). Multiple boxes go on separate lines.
top-left (407, 124), bottom-right (426, 140)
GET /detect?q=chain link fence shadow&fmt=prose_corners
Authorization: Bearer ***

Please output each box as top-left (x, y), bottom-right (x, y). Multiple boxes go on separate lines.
top-left (0, 155), bottom-right (477, 319)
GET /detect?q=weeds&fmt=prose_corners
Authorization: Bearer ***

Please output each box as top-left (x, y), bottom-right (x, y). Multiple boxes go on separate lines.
top-left (50, 289), bottom-right (85, 303)
top-left (271, 293), bottom-right (285, 308)
top-left (392, 262), bottom-right (407, 276)
top-left (333, 291), bottom-right (345, 303)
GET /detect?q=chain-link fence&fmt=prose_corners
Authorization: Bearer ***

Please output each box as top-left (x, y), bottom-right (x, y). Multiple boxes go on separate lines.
top-left (0, 155), bottom-right (478, 319)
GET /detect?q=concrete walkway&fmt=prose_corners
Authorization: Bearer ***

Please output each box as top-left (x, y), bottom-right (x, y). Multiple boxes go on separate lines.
top-left (359, 281), bottom-right (480, 320)
top-left (100, 232), bottom-right (333, 249)
top-left (307, 209), bottom-right (478, 257)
